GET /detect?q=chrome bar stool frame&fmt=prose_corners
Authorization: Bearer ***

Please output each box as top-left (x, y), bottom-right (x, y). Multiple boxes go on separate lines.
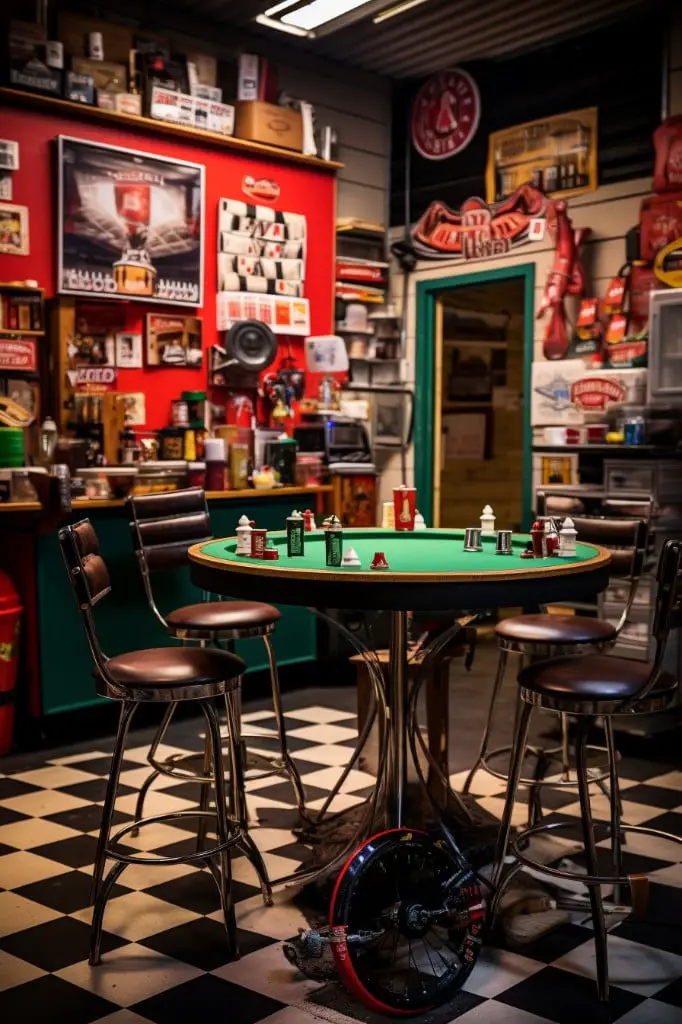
top-left (59, 520), bottom-right (257, 963)
top-left (463, 510), bottom-right (650, 823)
top-left (490, 538), bottom-right (682, 1004)
top-left (127, 489), bottom-right (307, 831)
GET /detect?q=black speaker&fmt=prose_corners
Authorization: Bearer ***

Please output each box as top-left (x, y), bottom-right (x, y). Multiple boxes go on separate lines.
top-left (225, 320), bottom-right (278, 372)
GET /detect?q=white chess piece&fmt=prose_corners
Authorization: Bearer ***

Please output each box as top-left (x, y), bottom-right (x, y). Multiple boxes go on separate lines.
top-left (480, 505), bottom-right (496, 537)
top-left (414, 510), bottom-right (427, 530)
top-left (236, 515), bottom-right (253, 555)
top-left (558, 517), bottom-right (577, 557)
top-left (341, 546), bottom-right (361, 567)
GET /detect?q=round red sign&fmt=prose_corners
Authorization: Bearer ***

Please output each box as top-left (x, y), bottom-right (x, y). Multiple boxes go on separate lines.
top-left (411, 69), bottom-right (481, 161)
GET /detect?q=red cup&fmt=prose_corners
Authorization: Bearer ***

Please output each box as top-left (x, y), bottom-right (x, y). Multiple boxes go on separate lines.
top-left (393, 486), bottom-right (416, 531)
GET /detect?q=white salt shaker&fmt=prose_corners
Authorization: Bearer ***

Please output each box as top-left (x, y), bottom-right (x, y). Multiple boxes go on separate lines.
top-left (559, 517), bottom-right (577, 557)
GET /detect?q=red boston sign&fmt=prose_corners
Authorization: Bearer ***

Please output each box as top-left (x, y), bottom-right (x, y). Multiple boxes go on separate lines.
top-left (411, 69), bottom-right (480, 161)
top-left (0, 338), bottom-right (37, 372)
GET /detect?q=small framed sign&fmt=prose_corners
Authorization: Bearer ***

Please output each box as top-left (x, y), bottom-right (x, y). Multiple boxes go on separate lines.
top-left (0, 202), bottom-right (29, 255)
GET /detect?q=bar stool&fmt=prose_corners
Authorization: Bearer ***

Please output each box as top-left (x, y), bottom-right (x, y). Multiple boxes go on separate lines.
top-left (127, 489), bottom-right (307, 830)
top-left (490, 538), bottom-right (682, 1004)
top-left (59, 520), bottom-right (252, 964)
top-left (463, 513), bottom-right (649, 820)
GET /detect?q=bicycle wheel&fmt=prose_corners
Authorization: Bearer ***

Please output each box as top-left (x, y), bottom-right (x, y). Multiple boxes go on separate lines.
top-left (329, 827), bottom-right (484, 1016)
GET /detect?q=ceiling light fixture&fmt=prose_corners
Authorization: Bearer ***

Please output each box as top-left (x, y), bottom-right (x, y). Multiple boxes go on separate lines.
top-left (373, 0), bottom-right (431, 23)
top-left (258, 0), bottom-right (378, 35)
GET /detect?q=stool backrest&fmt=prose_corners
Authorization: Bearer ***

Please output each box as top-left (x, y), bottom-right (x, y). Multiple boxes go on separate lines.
top-left (631, 539), bottom-right (682, 707)
top-left (128, 488), bottom-right (213, 629)
top-left (59, 519), bottom-right (110, 674)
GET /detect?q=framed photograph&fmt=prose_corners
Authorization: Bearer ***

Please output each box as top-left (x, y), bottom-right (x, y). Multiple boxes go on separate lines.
top-left (372, 393), bottom-right (406, 447)
top-left (57, 136), bottom-right (204, 306)
top-left (115, 332), bottom-right (143, 368)
top-left (0, 203), bottom-right (29, 255)
top-left (121, 392), bottom-right (146, 425)
top-left (146, 313), bottom-right (203, 367)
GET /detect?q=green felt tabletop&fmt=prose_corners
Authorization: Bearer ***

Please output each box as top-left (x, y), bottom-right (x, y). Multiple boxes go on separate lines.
top-left (196, 528), bottom-right (599, 577)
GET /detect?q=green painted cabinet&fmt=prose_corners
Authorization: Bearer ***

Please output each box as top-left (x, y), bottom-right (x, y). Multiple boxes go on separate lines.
top-left (37, 496), bottom-right (317, 715)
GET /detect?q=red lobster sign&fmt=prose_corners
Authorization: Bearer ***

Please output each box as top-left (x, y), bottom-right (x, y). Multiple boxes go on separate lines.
top-left (412, 184), bottom-right (547, 261)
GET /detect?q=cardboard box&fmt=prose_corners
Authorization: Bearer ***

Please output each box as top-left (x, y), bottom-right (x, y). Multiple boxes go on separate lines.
top-left (58, 12), bottom-right (133, 64)
top-left (235, 101), bottom-right (303, 152)
top-left (149, 85), bottom-right (180, 122)
top-left (114, 92), bottom-right (142, 116)
top-left (64, 71), bottom-right (95, 104)
top-left (207, 101), bottom-right (235, 136)
top-left (96, 89), bottom-right (117, 111)
top-left (72, 57), bottom-right (126, 93)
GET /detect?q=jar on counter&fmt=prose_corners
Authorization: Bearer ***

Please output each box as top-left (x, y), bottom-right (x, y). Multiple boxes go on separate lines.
top-left (188, 461), bottom-right (206, 488)
top-left (205, 460), bottom-right (226, 491)
top-left (158, 427), bottom-right (185, 460)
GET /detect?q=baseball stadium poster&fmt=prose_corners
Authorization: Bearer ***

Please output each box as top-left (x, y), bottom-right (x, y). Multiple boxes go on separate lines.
top-left (486, 108), bottom-right (598, 205)
top-left (57, 136), bottom-right (204, 307)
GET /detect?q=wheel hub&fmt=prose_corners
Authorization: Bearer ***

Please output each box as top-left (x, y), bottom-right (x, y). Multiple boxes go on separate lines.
top-left (399, 901), bottom-right (431, 938)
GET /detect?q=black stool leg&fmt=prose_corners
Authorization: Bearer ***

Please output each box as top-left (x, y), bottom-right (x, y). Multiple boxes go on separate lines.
top-left (225, 690), bottom-right (273, 906)
top-left (263, 634), bottom-right (307, 820)
top-left (90, 701), bottom-right (138, 905)
top-left (463, 648), bottom-right (509, 795)
top-left (604, 717), bottom-right (624, 905)
top-left (195, 731), bottom-right (212, 854)
top-left (492, 699), bottom-right (533, 888)
top-left (576, 717), bottom-right (609, 1003)
top-left (202, 697), bottom-right (239, 959)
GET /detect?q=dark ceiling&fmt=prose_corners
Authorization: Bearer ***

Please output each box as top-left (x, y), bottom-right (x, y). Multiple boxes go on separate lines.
top-left (162, 0), bottom-right (646, 78)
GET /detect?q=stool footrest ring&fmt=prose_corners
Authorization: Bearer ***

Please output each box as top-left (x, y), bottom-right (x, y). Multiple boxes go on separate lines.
top-left (509, 819), bottom-right (682, 887)
top-left (480, 743), bottom-right (611, 788)
top-left (106, 809), bottom-right (244, 867)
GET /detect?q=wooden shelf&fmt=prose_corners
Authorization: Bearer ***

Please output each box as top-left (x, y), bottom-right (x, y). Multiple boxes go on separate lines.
top-left (0, 87), bottom-right (343, 172)
top-left (70, 483), bottom-right (332, 510)
top-left (0, 329), bottom-right (45, 337)
top-left (0, 283), bottom-right (44, 294)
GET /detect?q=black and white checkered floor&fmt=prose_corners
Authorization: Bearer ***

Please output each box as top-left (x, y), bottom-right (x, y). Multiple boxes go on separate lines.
top-left (1, 695), bottom-right (681, 1024)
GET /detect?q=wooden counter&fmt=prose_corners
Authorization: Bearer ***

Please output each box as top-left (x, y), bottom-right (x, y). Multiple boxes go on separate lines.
top-left (68, 484), bottom-right (332, 511)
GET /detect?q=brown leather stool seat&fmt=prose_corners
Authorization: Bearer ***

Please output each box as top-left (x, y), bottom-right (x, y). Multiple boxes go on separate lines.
top-left (101, 647), bottom-right (246, 689)
top-left (496, 614), bottom-right (617, 646)
top-left (519, 654), bottom-right (677, 703)
top-left (166, 601), bottom-right (280, 633)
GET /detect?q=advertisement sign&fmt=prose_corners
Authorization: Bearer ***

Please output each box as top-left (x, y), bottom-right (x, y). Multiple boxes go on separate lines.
top-left (0, 338), bottom-right (37, 371)
top-left (531, 360), bottom-right (647, 425)
top-left (57, 136), bottom-right (204, 306)
top-left (412, 183), bottom-right (547, 261)
top-left (486, 108), bottom-right (598, 204)
top-left (411, 69), bottom-right (480, 161)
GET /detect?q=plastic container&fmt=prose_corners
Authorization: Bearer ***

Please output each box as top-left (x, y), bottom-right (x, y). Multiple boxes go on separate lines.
top-left (133, 461), bottom-right (187, 495)
top-left (0, 571), bottom-right (22, 755)
top-left (206, 460), bottom-right (227, 491)
top-left (0, 428), bottom-right (25, 468)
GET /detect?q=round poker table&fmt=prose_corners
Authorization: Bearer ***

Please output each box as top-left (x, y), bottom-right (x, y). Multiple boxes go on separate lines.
top-left (189, 527), bottom-right (610, 611)
top-left (189, 526), bottom-right (611, 848)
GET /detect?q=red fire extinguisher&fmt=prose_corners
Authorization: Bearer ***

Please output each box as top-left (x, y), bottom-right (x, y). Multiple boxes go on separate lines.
top-left (0, 571), bottom-right (22, 756)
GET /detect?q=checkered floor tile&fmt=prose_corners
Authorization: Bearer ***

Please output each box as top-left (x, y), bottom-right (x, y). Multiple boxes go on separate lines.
top-left (1, 698), bottom-right (681, 1024)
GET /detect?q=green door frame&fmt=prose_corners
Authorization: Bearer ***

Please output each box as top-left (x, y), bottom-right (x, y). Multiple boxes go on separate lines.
top-left (414, 262), bottom-right (536, 529)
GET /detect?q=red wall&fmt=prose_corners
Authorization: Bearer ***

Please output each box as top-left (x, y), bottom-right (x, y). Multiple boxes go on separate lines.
top-left (0, 104), bottom-right (336, 429)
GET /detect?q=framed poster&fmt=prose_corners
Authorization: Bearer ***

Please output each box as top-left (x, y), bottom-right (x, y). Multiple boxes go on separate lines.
top-left (146, 313), bottom-right (203, 367)
top-left (0, 202), bottom-right (29, 254)
top-left (57, 136), bottom-right (204, 306)
top-left (115, 332), bottom-right (143, 368)
top-left (486, 108), bottom-right (597, 204)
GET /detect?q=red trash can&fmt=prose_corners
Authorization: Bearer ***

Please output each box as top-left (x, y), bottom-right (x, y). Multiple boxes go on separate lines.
top-left (0, 571), bottom-right (22, 756)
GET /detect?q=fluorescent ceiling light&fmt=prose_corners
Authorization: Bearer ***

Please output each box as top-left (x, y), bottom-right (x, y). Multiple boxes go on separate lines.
top-left (373, 0), bottom-right (431, 22)
top-left (263, 0), bottom-right (374, 32)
